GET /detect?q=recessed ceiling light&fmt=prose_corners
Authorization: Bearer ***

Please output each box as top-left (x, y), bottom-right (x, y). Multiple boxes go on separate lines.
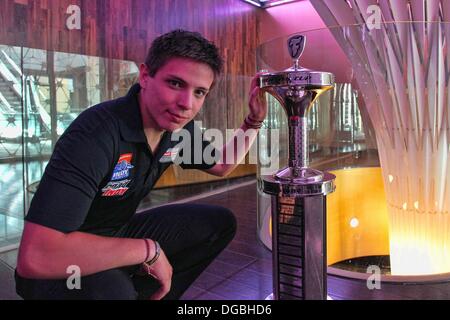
top-left (242, 0), bottom-right (301, 9)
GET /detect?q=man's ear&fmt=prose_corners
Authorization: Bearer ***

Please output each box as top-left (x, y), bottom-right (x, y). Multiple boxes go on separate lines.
top-left (139, 63), bottom-right (150, 89)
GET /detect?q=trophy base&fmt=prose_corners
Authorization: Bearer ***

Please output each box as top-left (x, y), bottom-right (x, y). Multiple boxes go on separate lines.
top-left (275, 167), bottom-right (323, 183)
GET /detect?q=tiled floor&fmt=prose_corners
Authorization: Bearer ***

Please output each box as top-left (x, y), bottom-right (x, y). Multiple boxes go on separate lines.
top-left (0, 176), bottom-right (273, 300)
top-left (180, 180), bottom-right (272, 300)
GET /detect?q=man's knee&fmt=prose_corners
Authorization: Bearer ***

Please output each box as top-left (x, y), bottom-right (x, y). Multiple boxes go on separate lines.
top-left (210, 206), bottom-right (237, 242)
top-left (220, 207), bottom-right (237, 235)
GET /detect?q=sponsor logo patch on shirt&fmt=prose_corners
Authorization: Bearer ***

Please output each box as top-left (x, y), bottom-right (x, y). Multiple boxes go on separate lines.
top-left (102, 153), bottom-right (134, 197)
top-left (111, 153), bottom-right (134, 180)
top-left (159, 147), bottom-right (179, 163)
top-left (102, 179), bottom-right (131, 197)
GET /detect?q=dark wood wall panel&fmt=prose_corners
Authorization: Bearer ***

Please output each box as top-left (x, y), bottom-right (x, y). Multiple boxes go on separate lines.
top-left (0, 0), bottom-right (259, 79)
top-left (0, 0), bottom-right (261, 185)
top-left (0, 0), bottom-right (260, 127)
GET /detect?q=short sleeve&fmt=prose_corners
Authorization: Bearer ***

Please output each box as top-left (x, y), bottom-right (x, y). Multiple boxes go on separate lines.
top-left (172, 121), bottom-right (220, 170)
top-left (25, 127), bottom-right (113, 233)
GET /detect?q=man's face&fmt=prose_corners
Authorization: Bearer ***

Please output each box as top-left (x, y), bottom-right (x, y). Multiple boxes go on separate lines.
top-left (138, 57), bottom-right (215, 132)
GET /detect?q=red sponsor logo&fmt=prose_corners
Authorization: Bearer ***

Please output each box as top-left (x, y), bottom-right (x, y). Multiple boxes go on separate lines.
top-left (102, 188), bottom-right (128, 196)
top-left (118, 153), bottom-right (132, 163)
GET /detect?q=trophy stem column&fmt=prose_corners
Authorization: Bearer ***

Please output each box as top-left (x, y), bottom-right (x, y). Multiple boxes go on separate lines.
top-left (289, 116), bottom-right (308, 172)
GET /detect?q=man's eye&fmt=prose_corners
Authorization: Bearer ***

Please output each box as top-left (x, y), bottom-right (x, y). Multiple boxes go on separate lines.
top-left (195, 90), bottom-right (207, 97)
top-left (168, 80), bottom-right (182, 88)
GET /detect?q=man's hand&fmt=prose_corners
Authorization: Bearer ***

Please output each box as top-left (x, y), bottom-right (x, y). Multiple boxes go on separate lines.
top-left (141, 248), bottom-right (173, 300)
top-left (248, 73), bottom-right (268, 122)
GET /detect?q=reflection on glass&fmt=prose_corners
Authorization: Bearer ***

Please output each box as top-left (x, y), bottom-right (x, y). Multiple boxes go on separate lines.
top-left (0, 44), bottom-right (138, 249)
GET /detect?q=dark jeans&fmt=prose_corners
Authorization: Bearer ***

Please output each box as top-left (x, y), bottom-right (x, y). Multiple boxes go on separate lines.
top-left (15, 203), bottom-right (237, 300)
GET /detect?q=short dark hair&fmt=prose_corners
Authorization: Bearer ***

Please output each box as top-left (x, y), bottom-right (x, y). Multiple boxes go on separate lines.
top-left (145, 29), bottom-right (223, 79)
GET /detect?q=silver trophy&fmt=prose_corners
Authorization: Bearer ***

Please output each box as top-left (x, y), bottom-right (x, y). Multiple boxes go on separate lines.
top-left (260, 34), bottom-right (336, 300)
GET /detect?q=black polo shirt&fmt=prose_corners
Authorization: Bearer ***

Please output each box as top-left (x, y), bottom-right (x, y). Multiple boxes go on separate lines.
top-left (25, 84), bottom-right (218, 236)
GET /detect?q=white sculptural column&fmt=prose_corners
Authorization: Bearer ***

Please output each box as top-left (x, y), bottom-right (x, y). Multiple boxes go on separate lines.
top-left (311, 0), bottom-right (450, 275)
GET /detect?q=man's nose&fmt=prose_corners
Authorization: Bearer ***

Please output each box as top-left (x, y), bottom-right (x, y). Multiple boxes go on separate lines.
top-left (177, 91), bottom-right (193, 110)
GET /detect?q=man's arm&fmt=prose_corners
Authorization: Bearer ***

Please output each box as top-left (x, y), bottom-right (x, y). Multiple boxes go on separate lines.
top-left (204, 74), bottom-right (267, 177)
top-left (17, 221), bottom-right (164, 279)
top-left (17, 222), bottom-right (173, 299)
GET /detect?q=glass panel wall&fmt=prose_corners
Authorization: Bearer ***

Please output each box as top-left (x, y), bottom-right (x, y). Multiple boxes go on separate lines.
top-left (0, 44), bottom-right (138, 250)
